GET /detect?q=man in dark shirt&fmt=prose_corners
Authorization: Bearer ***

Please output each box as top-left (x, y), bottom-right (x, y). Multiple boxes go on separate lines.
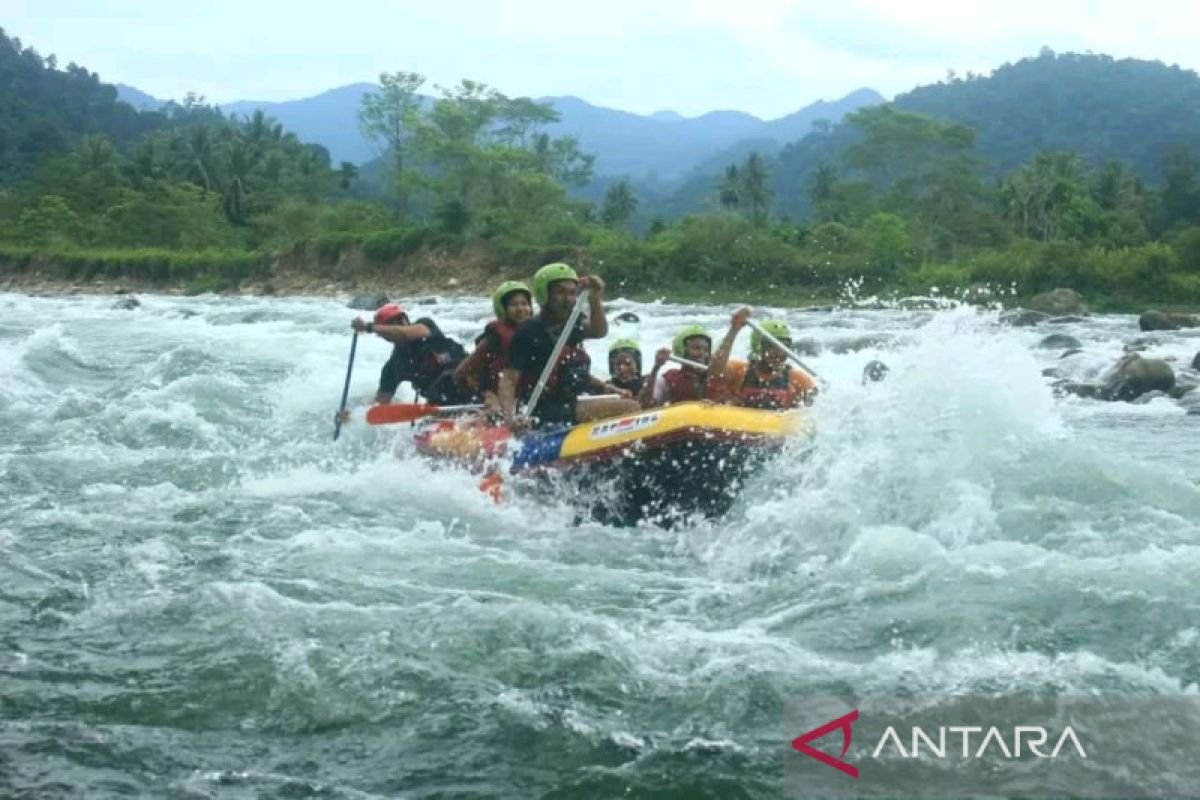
top-left (498, 263), bottom-right (638, 429)
top-left (350, 303), bottom-right (470, 405)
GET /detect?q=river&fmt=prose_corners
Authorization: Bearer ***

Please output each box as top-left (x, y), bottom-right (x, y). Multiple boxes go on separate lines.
top-left (2, 291), bottom-right (1198, 797)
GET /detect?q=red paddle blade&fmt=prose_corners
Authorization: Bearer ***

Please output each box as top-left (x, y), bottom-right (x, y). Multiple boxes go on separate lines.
top-left (366, 403), bottom-right (440, 425)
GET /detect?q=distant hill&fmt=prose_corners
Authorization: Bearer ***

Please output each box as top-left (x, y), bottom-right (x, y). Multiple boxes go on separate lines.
top-left (177, 83), bottom-right (882, 178)
top-left (115, 83), bottom-right (163, 111)
top-left (0, 30), bottom-right (164, 184)
top-left (763, 51), bottom-right (1200, 220)
top-left (891, 51), bottom-right (1200, 181)
top-left (220, 83), bottom-right (380, 165)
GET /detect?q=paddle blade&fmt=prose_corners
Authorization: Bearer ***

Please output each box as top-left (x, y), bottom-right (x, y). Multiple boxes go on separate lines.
top-left (366, 403), bottom-right (440, 425)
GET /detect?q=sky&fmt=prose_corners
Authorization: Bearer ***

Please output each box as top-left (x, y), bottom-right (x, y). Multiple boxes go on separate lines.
top-left (7, 0), bottom-right (1200, 119)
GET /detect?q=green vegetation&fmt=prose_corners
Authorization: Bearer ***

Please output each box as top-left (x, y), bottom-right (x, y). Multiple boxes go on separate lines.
top-left (1, 29), bottom-right (1198, 309)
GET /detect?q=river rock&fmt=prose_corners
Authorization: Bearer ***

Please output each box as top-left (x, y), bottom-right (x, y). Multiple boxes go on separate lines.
top-left (1029, 289), bottom-right (1087, 315)
top-left (1169, 379), bottom-right (1198, 399)
top-left (1060, 349), bottom-right (1084, 359)
top-left (1047, 315), bottom-right (1087, 324)
top-left (1131, 390), bottom-right (1170, 405)
top-left (1193, 351), bottom-right (1200, 371)
top-left (613, 311), bottom-right (641, 324)
top-left (1042, 367), bottom-right (1063, 379)
top-left (1038, 333), bottom-right (1082, 350)
top-left (111, 296), bottom-right (140, 311)
top-left (347, 292), bottom-right (390, 311)
top-left (792, 338), bottom-right (822, 357)
top-left (1060, 382), bottom-right (1102, 399)
top-left (1138, 310), bottom-right (1199, 331)
top-left (829, 335), bottom-right (891, 354)
top-left (999, 309), bottom-right (1050, 327)
top-left (1100, 354), bottom-right (1175, 402)
top-left (862, 360), bottom-right (889, 383)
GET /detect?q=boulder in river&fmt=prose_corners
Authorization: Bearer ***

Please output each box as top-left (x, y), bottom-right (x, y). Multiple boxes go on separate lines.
top-left (1060, 348), bottom-right (1084, 359)
top-left (1029, 288), bottom-right (1087, 315)
top-left (999, 309), bottom-right (1050, 327)
top-left (1138, 310), bottom-right (1199, 331)
top-left (347, 293), bottom-right (390, 311)
top-left (1038, 333), bottom-right (1082, 350)
top-left (1099, 354), bottom-right (1175, 402)
top-left (1047, 315), bottom-right (1087, 324)
top-left (1193, 351), bottom-right (1200, 371)
top-left (111, 296), bottom-right (140, 311)
top-left (829, 335), bottom-right (891, 354)
top-left (613, 311), bottom-right (641, 324)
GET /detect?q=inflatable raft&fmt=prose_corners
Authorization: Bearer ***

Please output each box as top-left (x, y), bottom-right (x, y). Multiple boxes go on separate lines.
top-left (414, 401), bottom-right (811, 524)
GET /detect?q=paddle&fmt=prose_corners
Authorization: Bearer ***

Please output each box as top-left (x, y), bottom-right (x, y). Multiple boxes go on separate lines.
top-left (366, 402), bottom-right (485, 425)
top-left (332, 332), bottom-right (358, 441)
top-left (523, 287), bottom-right (591, 417)
top-left (745, 318), bottom-right (826, 388)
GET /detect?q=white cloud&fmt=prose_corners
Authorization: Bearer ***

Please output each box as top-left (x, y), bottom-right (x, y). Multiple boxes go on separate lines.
top-left (7, 0), bottom-right (1200, 116)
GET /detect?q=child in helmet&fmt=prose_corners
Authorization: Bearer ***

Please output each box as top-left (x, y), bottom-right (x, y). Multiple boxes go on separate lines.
top-left (498, 262), bottom-right (640, 429)
top-left (639, 325), bottom-right (713, 408)
top-left (454, 280), bottom-right (533, 412)
top-left (350, 302), bottom-right (471, 405)
top-left (707, 306), bottom-right (815, 409)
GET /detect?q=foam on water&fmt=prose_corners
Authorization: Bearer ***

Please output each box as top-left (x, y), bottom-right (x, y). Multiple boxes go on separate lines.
top-left (1, 290), bottom-right (1198, 796)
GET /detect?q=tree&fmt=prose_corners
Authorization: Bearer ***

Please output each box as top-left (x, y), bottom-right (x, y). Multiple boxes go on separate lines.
top-left (718, 164), bottom-right (741, 211)
top-left (358, 71), bottom-right (425, 211)
top-left (807, 162), bottom-right (837, 222)
top-left (16, 195), bottom-right (81, 245)
top-left (740, 152), bottom-right (773, 226)
top-left (1159, 144), bottom-right (1200, 233)
top-left (861, 212), bottom-right (910, 271)
top-left (337, 161), bottom-right (359, 191)
top-left (601, 179), bottom-right (638, 228)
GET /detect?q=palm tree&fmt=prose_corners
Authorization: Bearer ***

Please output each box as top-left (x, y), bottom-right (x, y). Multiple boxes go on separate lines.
top-left (601, 179), bottom-right (638, 228)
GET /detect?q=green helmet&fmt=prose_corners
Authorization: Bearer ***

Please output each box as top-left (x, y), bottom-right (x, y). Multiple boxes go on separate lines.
top-left (608, 338), bottom-right (641, 371)
top-left (672, 325), bottom-right (711, 358)
top-left (532, 262), bottom-right (578, 306)
top-left (750, 319), bottom-right (792, 357)
top-left (492, 280), bottom-right (531, 321)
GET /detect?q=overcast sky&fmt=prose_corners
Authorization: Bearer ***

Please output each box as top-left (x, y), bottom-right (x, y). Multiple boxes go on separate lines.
top-left (8, 0), bottom-right (1200, 118)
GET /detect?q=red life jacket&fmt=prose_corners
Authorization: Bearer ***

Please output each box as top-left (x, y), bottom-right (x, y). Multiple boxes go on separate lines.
top-left (739, 364), bottom-right (794, 409)
top-left (662, 368), bottom-right (706, 402)
top-left (482, 320), bottom-right (517, 393)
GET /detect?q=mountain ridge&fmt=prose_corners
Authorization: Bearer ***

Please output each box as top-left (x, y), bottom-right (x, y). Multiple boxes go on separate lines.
top-left (115, 82), bottom-right (884, 177)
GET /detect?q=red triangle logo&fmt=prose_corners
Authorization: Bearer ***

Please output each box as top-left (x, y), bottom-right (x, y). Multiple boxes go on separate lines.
top-left (791, 709), bottom-right (859, 778)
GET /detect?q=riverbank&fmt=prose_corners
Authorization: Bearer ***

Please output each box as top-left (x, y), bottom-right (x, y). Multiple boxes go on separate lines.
top-left (2, 245), bottom-right (1197, 315)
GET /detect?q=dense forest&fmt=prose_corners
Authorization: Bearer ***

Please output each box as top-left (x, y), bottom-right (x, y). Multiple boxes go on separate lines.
top-left (1, 28), bottom-right (1199, 308)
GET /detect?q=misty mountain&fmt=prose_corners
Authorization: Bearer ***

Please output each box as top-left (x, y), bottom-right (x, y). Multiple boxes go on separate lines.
top-left (169, 83), bottom-right (882, 178)
top-left (115, 83), bottom-right (163, 112)
top-left (221, 83), bottom-right (380, 165)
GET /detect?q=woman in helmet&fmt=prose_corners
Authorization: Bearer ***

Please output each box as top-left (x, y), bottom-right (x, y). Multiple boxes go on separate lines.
top-left (639, 325), bottom-right (713, 408)
top-left (707, 306), bottom-right (816, 409)
top-left (350, 302), bottom-right (470, 405)
top-left (606, 339), bottom-right (645, 394)
top-left (498, 262), bottom-right (639, 429)
top-left (454, 280), bottom-right (533, 411)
